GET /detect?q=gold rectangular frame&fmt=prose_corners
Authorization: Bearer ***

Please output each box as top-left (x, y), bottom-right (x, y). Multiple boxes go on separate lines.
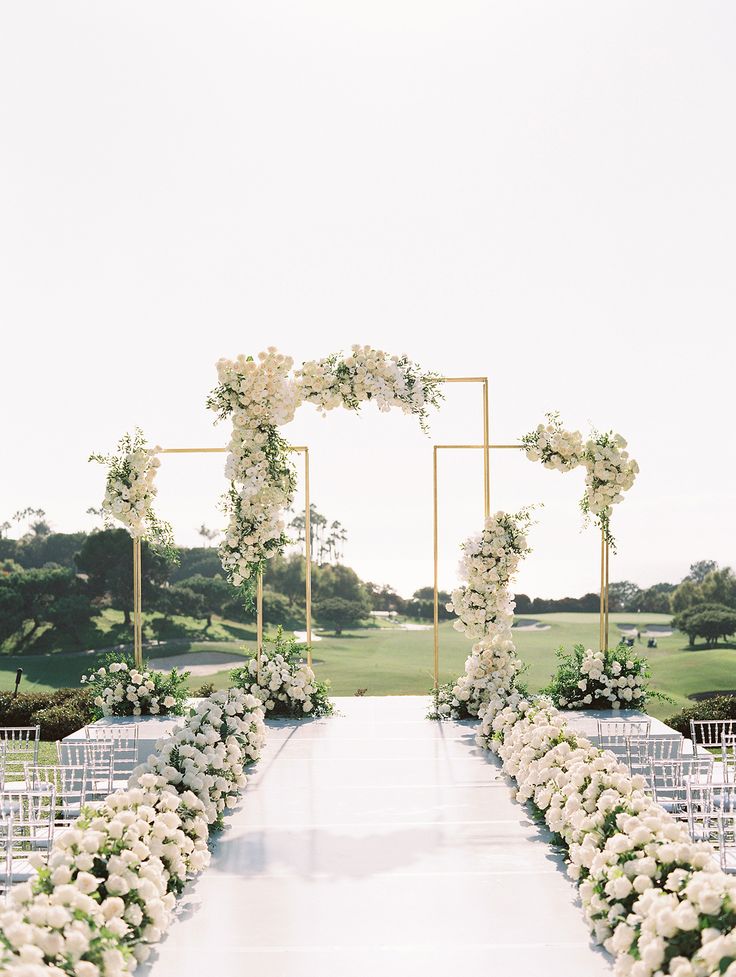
top-left (132, 445), bottom-right (312, 669)
top-left (432, 440), bottom-right (612, 689)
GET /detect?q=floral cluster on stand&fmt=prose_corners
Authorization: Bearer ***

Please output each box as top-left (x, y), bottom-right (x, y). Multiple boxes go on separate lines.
top-left (0, 689), bottom-right (266, 976)
top-left (81, 656), bottom-right (189, 719)
top-left (295, 345), bottom-right (443, 432)
top-left (90, 429), bottom-right (175, 557)
top-left (429, 509), bottom-right (533, 721)
top-left (545, 644), bottom-right (655, 711)
top-left (474, 696), bottom-right (736, 977)
top-left (522, 412), bottom-right (638, 547)
top-left (207, 346), bottom-right (442, 599)
top-left (230, 628), bottom-right (333, 719)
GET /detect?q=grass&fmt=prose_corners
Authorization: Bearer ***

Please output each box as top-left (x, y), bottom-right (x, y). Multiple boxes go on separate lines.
top-left (3, 611), bottom-right (735, 722)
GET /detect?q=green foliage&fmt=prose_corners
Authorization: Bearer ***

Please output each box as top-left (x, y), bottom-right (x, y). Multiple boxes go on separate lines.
top-left (0, 567), bottom-right (93, 646)
top-left (672, 602), bottom-right (736, 647)
top-left (75, 529), bottom-right (172, 625)
top-left (315, 595), bottom-right (370, 635)
top-left (665, 695), bottom-right (736, 738)
top-left (0, 687), bottom-right (94, 738)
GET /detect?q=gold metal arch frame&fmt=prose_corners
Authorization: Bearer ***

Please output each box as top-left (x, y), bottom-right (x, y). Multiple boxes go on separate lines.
top-left (131, 446), bottom-right (312, 670)
top-left (431, 440), bottom-right (612, 690)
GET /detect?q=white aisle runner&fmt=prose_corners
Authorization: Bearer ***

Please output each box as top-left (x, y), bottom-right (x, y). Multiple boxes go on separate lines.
top-left (142, 696), bottom-right (612, 977)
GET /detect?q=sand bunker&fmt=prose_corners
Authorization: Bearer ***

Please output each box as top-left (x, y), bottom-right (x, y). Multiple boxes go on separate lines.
top-left (149, 652), bottom-right (245, 676)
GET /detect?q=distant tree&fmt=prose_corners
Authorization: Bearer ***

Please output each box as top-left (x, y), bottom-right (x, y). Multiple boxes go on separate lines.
top-left (268, 554), bottom-right (306, 607)
top-left (608, 581), bottom-right (643, 613)
top-left (169, 547), bottom-right (223, 583)
top-left (638, 582), bottom-right (676, 614)
top-left (290, 504), bottom-right (347, 564)
top-left (176, 574), bottom-right (232, 628)
top-left (0, 558), bottom-right (23, 576)
top-left (0, 584), bottom-right (24, 643)
top-left (409, 587), bottom-right (452, 621)
top-left (673, 602), bottom-right (736, 648)
top-left (168, 585), bottom-right (207, 622)
top-left (197, 525), bottom-right (219, 547)
top-left (670, 578), bottom-right (704, 614)
top-left (75, 529), bottom-right (171, 625)
top-left (687, 560), bottom-right (719, 584)
top-left (46, 594), bottom-right (94, 641)
top-left (313, 563), bottom-right (369, 606)
top-left (315, 596), bottom-right (368, 636)
top-left (365, 581), bottom-right (406, 614)
top-left (700, 567), bottom-right (736, 609)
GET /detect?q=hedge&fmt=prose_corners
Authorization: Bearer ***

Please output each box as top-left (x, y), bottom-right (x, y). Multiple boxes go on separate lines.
top-left (0, 688), bottom-right (94, 739)
top-left (665, 695), bottom-right (736, 737)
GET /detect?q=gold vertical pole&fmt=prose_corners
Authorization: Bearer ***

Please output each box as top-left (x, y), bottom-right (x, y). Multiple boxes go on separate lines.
top-left (133, 536), bottom-right (143, 668)
top-left (604, 537), bottom-right (610, 652)
top-left (256, 572), bottom-right (264, 670)
top-left (482, 379), bottom-right (490, 519)
top-left (433, 446), bottom-right (439, 690)
top-left (304, 448), bottom-right (313, 669)
top-left (599, 528), bottom-right (605, 652)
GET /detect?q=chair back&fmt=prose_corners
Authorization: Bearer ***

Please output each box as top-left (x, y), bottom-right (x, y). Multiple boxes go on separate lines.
top-left (85, 725), bottom-right (139, 784)
top-left (0, 726), bottom-right (40, 784)
top-left (650, 756), bottom-right (713, 816)
top-left (57, 741), bottom-right (114, 800)
top-left (717, 813), bottom-right (736, 873)
top-left (691, 719), bottom-right (736, 757)
top-left (598, 736), bottom-right (631, 762)
top-left (597, 719), bottom-right (651, 738)
top-left (722, 734), bottom-right (736, 784)
top-left (628, 735), bottom-right (683, 777)
top-left (0, 785), bottom-right (56, 858)
top-left (0, 812), bottom-right (12, 894)
top-left (687, 782), bottom-right (736, 843)
top-left (26, 764), bottom-right (88, 828)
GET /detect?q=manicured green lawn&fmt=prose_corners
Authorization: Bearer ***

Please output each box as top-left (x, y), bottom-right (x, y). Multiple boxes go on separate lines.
top-left (3, 611), bottom-right (734, 722)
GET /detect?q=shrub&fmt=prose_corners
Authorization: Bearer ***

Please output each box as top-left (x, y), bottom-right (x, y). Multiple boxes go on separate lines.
top-left (665, 695), bottom-right (736, 737)
top-left (0, 688), bottom-right (94, 738)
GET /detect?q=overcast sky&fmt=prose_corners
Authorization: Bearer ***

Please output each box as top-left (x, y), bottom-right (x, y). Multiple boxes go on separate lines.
top-left (1, 1), bottom-right (734, 600)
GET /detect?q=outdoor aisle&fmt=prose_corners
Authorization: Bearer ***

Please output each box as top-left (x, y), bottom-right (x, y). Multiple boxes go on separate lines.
top-left (142, 696), bottom-right (612, 977)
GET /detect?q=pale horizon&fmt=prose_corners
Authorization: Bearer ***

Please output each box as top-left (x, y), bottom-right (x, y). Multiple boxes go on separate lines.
top-left (1, 1), bottom-right (734, 601)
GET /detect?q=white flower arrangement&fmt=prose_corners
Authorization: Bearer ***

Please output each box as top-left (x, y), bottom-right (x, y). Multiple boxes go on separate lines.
top-left (522, 412), bottom-right (638, 548)
top-left (474, 695), bottom-right (736, 977)
top-left (546, 644), bottom-right (654, 710)
top-left (295, 345), bottom-right (443, 432)
top-left (207, 346), bottom-right (441, 597)
top-left (447, 509), bottom-right (533, 641)
top-left (0, 689), bottom-right (266, 976)
top-left (81, 658), bottom-right (189, 719)
top-left (230, 629), bottom-right (333, 719)
top-left (430, 509), bottom-right (532, 721)
top-left (90, 429), bottom-right (175, 554)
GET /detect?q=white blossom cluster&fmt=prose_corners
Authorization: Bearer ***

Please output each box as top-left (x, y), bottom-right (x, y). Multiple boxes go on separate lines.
top-left (475, 696), bottom-right (736, 977)
top-left (555, 647), bottom-right (648, 710)
top-left (522, 412), bottom-right (638, 547)
top-left (295, 345), bottom-right (443, 429)
top-left (447, 510), bottom-right (532, 641)
top-left (431, 510), bottom-right (531, 721)
top-left (81, 661), bottom-right (185, 718)
top-left (0, 689), bottom-right (266, 977)
top-left (238, 652), bottom-right (331, 717)
top-left (208, 349), bottom-right (300, 591)
top-left (208, 346), bottom-right (441, 593)
top-left (90, 430), bottom-right (174, 552)
top-left (440, 631), bottom-right (523, 720)
top-left (133, 689), bottom-right (267, 826)
top-left (583, 431), bottom-right (639, 518)
top-left (522, 413), bottom-right (584, 471)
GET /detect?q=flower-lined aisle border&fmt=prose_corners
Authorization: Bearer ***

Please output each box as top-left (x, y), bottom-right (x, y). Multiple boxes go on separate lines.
top-left (89, 428), bottom-right (176, 559)
top-left (521, 412), bottom-right (638, 548)
top-left (429, 509), bottom-right (533, 720)
top-left (206, 346), bottom-right (443, 598)
top-left (476, 696), bottom-right (736, 977)
top-left (0, 689), bottom-right (266, 976)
